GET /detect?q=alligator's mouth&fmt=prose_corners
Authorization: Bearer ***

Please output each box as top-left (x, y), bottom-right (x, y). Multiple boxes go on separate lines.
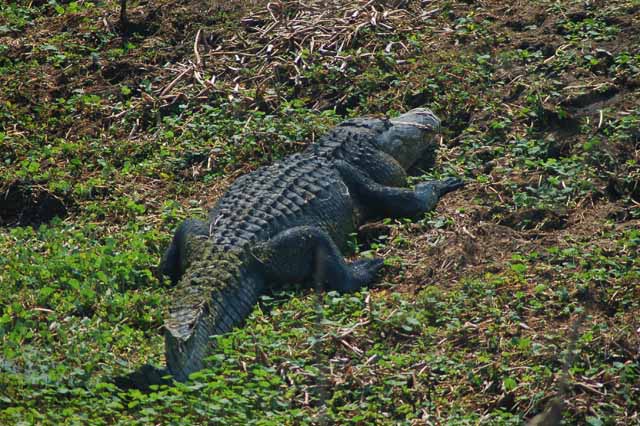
top-left (388, 119), bottom-right (439, 132)
top-left (389, 108), bottom-right (441, 132)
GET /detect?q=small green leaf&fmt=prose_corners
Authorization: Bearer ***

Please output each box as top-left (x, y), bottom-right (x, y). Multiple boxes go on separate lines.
top-left (510, 263), bottom-right (527, 274)
top-left (586, 416), bottom-right (603, 426)
top-left (503, 377), bottom-right (517, 392)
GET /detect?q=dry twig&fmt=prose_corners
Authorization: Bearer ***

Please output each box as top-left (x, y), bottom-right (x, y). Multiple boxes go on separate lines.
top-left (157, 0), bottom-right (435, 107)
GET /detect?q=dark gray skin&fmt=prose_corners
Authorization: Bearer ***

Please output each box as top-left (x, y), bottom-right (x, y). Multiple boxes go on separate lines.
top-left (117, 108), bottom-right (463, 387)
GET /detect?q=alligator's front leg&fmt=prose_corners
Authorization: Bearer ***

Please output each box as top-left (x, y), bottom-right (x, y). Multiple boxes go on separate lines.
top-left (160, 218), bottom-right (210, 284)
top-left (255, 226), bottom-right (383, 292)
top-left (335, 161), bottom-right (463, 220)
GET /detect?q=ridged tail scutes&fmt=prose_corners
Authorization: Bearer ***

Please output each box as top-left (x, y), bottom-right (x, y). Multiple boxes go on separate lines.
top-left (165, 303), bottom-right (212, 382)
top-left (164, 248), bottom-right (263, 382)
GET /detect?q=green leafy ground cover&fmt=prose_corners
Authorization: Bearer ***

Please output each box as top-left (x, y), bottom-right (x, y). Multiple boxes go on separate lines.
top-left (1, 0), bottom-right (639, 424)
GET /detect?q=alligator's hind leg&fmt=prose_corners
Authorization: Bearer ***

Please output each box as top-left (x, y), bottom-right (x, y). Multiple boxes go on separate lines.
top-left (336, 161), bottom-right (463, 219)
top-left (256, 226), bottom-right (383, 293)
top-left (160, 219), bottom-right (210, 284)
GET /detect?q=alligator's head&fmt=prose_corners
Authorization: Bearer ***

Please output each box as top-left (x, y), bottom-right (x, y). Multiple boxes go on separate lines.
top-left (375, 108), bottom-right (441, 170)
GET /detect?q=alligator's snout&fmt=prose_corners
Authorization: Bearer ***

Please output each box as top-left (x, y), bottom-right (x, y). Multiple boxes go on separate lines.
top-left (390, 108), bottom-right (441, 132)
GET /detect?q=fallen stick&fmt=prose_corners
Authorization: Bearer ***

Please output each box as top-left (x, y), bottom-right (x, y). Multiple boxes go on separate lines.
top-left (194, 28), bottom-right (202, 67)
top-left (159, 67), bottom-right (191, 97)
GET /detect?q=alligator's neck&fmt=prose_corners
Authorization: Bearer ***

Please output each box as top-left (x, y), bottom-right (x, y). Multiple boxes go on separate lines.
top-left (165, 243), bottom-right (264, 381)
top-left (308, 117), bottom-right (390, 159)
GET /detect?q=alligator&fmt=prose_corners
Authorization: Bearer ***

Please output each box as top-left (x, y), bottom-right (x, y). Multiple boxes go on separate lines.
top-left (118, 108), bottom-right (463, 386)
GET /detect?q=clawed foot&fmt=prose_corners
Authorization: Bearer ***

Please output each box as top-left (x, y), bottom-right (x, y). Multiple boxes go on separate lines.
top-left (414, 177), bottom-right (464, 213)
top-left (349, 258), bottom-right (385, 288)
top-left (417, 177), bottom-right (464, 198)
top-left (435, 177), bottom-right (465, 196)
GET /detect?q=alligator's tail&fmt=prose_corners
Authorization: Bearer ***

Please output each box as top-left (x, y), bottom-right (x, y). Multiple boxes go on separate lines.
top-left (164, 248), bottom-right (263, 382)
